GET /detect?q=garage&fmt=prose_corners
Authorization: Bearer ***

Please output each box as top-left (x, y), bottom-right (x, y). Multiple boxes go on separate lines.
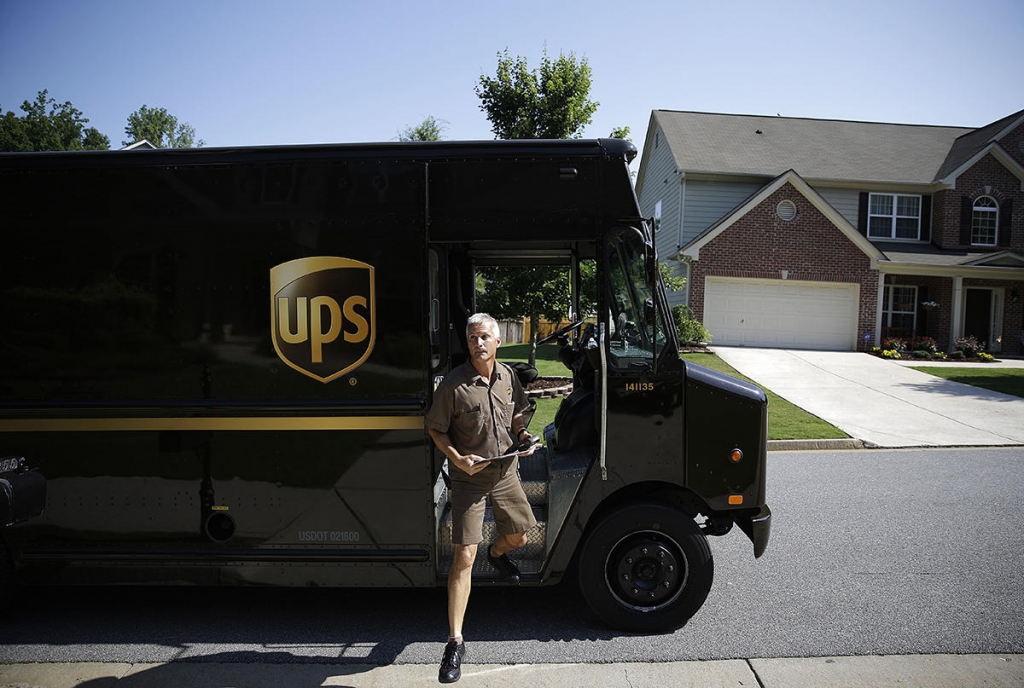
top-left (703, 277), bottom-right (859, 350)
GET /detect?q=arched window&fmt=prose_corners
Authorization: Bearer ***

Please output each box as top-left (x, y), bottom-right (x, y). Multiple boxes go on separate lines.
top-left (971, 196), bottom-right (999, 246)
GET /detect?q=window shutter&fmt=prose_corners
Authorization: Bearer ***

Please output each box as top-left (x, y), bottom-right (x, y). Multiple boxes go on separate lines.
top-left (959, 197), bottom-right (972, 245)
top-left (998, 198), bottom-right (1013, 247)
top-left (920, 196), bottom-right (931, 242)
top-left (858, 192), bottom-right (868, 236)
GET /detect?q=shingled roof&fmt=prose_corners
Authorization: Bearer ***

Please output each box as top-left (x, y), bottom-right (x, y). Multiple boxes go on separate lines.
top-left (648, 110), bottom-right (973, 186)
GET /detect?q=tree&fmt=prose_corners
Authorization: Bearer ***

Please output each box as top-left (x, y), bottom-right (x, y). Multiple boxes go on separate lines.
top-left (398, 116), bottom-right (447, 141)
top-left (477, 266), bottom-right (572, 366)
top-left (476, 48), bottom-right (599, 140)
top-left (609, 125), bottom-right (631, 141)
top-left (0, 90), bottom-right (110, 152)
top-left (123, 105), bottom-right (203, 148)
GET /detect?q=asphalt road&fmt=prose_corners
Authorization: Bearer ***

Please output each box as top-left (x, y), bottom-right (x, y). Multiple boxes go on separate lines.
top-left (1, 447), bottom-right (1022, 667)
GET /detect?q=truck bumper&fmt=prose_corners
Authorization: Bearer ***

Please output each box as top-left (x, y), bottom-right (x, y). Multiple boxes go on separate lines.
top-left (736, 505), bottom-right (771, 558)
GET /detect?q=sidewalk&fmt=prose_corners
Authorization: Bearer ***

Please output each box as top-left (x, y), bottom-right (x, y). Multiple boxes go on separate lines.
top-left (3, 655), bottom-right (1023, 687)
top-left (713, 348), bottom-right (1024, 448)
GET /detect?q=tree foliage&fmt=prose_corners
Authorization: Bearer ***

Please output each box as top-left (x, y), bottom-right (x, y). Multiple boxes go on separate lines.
top-left (477, 265), bottom-right (572, 365)
top-left (398, 115), bottom-right (447, 141)
top-left (609, 125), bottom-right (631, 140)
top-left (475, 48), bottom-right (599, 140)
top-left (123, 105), bottom-right (203, 148)
top-left (0, 90), bottom-right (109, 152)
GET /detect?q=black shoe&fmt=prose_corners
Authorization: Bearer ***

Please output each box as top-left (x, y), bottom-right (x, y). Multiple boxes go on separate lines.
top-left (438, 639), bottom-right (465, 683)
top-left (487, 547), bottom-right (522, 584)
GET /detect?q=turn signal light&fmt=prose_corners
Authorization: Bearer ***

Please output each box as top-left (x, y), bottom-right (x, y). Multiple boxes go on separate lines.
top-left (728, 495), bottom-right (744, 505)
top-left (729, 448), bottom-right (743, 463)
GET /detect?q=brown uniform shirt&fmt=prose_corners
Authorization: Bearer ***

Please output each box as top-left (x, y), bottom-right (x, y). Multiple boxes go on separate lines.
top-left (425, 360), bottom-right (529, 467)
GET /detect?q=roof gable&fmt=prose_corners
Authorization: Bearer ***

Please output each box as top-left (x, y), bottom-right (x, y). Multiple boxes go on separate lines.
top-left (681, 170), bottom-right (884, 264)
top-left (934, 108), bottom-right (1024, 180)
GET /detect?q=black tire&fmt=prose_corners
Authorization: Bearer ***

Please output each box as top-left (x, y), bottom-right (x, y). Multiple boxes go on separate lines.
top-left (577, 501), bottom-right (713, 632)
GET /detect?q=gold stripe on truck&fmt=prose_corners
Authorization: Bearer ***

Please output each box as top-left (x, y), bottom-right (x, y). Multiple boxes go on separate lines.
top-left (0, 416), bottom-right (425, 432)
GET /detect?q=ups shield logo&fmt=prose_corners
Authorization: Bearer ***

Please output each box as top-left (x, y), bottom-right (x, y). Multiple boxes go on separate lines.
top-left (271, 257), bottom-right (375, 383)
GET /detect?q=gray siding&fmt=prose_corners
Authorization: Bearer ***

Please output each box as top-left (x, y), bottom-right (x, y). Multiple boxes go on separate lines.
top-left (637, 126), bottom-right (688, 304)
top-left (682, 178), bottom-right (764, 244)
top-left (816, 187), bottom-right (860, 226)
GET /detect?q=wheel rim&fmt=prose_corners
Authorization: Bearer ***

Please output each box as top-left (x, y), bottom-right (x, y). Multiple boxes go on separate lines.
top-left (604, 530), bottom-right (688, 612)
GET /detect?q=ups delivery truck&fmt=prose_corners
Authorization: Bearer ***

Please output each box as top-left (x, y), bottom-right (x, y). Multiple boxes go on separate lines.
top-left (0, 138), bottom-right (770, 631)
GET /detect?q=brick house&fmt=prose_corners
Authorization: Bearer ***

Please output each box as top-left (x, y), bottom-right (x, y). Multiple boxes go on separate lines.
top-left (635, 109), bottom-right (1024, 355)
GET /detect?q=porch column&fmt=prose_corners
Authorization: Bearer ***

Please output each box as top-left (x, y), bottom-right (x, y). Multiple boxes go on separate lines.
top-left (950, 276), bottom-right (964, 352)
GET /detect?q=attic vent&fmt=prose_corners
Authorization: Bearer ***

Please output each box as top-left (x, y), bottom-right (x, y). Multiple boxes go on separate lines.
top-left (777, 200), bottom-right (797, 221)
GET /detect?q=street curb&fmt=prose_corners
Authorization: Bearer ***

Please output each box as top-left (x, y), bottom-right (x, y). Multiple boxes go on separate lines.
top-left (768, 438), bottom-right (866, 451)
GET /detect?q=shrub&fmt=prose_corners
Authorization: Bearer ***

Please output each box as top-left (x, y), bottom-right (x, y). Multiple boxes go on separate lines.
top-left (881, 349), bottom-right (902, 359)
top-left (911, 336), bottom-right (938, 354)
top-left (932, 351), bottom-right (948, 361)
top-left (949, 350), bottom-right (965, 360)
top-left (672, 305), bottom-right (712, 345)
top-left (882, 337), bottom-right (907, 353)
top-left (955, 336), bottom-right (985, 357)
top-left (911, 350), bottom-right (929, 359)
top-left (978, 352), bottom-right (996, 362)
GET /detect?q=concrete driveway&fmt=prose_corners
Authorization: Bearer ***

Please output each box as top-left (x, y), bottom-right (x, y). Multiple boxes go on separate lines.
top-left (712, 347), bottom-right (1024, 448)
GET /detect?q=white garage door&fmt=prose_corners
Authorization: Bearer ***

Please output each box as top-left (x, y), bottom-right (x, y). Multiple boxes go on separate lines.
top-left (704, 277), bottom-right (859, 350)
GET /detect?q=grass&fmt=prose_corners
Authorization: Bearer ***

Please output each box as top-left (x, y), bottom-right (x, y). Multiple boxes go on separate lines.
top-left (499, 343), bottom-right (570, 433)
top-left (498, 343), bottom-right (847, 441)
top-left (909, 366), bottom-right (1024, 398)
top-left (681, 352), bottom-right (848, 441)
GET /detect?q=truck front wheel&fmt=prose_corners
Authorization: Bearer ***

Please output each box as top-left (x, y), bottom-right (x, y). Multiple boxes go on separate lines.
top-left (578, 502), bottom-right (713, 632)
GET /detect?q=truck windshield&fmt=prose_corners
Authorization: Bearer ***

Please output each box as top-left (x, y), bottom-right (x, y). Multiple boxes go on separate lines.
top-left (606, 228), bottom-right (670, 368)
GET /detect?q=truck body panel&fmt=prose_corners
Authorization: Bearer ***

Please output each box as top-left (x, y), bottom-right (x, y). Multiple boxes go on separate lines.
top-left (0, 139), bottom-right (770, 629)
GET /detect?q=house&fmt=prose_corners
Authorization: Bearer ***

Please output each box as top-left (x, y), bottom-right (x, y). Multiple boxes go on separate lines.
top-left (635, 109), bottom-right (1024, 356)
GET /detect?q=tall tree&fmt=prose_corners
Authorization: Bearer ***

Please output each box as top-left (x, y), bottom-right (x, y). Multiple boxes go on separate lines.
top-left (398, 116), bottom-right (447, 141)
top-left (475, 48), bottom-right (602, 364)
top-left (476, 266), bottom-right (572, 363)
top-left (475, 48), bottom-right (599, 140)
top-left (123, 105), bottom-right (203, 148)
top-left (0, 90), bottom-right (109, 152)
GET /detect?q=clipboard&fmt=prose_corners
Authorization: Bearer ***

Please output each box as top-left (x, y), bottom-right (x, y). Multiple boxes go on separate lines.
top-left (475, 435), bottom-right (540, 462)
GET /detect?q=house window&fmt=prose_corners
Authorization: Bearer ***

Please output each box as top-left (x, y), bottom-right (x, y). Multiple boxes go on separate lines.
top-left (971, 196), bottom-right (998, 246)
top-left (883, 285), bottom-right (917, 336)
top-left (868, 193), bottom-right (921, 240)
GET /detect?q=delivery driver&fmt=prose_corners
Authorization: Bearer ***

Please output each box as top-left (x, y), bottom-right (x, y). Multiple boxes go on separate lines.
top-left (426, 312), bottom-right (538, 684)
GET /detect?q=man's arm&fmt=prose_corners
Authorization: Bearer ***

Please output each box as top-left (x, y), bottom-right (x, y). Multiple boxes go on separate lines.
top-left (428, 427), bottom-right (488, 475)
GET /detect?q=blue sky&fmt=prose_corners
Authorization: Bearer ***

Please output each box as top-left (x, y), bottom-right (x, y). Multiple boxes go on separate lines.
top-left (2, 0), bottom-right (1023, 157)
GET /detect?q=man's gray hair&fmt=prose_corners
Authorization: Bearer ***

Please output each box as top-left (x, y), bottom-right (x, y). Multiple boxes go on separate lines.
top-left (466, 312), bottom-right (500, 337)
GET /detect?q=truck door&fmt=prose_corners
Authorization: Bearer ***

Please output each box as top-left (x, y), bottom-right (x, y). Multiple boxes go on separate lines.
top-left (600, 226), bottom-right (684, 482)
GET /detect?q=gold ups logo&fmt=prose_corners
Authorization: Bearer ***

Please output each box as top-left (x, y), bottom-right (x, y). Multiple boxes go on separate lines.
top-left (271, 257), bottom-right (375, 383)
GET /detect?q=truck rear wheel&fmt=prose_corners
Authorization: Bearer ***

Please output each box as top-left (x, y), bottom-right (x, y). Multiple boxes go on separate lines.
top-left (578, 502), bottom-right (713, 632)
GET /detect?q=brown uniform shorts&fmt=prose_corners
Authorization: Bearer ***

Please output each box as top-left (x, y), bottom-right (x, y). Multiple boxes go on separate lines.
top-left (450, 457), bottom-right (537, 545)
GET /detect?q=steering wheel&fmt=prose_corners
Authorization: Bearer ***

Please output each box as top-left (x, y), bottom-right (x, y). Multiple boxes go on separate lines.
top-left (537, 319), bottom-right (586, 346)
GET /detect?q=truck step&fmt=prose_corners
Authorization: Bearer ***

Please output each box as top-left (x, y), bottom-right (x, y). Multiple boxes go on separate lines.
top-left (438, 506), bottom-right (546, 578)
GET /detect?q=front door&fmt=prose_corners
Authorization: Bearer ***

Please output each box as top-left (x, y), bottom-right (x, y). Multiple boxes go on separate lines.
top-left (964, 289), bottom-right (993, 350)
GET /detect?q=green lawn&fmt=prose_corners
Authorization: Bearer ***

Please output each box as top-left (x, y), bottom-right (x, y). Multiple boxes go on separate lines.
top-left (910, 366), bottom-right (1024, 398)
top-left (497, 343), bottom-right (847, 441)
top-left (499, 343), bottom-right (571, 433)
top-left (681, 352), bottom-right (848, 441)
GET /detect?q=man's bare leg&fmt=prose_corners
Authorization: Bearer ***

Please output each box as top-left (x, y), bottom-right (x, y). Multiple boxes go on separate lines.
top-left (447, 543), bottom-right (477, 641)
top-left (489, 532), bottom-right (528, 558)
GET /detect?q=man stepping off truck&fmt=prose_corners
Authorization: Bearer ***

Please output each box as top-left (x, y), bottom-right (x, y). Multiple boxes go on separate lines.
top-left (426, 312), bottom-right (538, 683)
